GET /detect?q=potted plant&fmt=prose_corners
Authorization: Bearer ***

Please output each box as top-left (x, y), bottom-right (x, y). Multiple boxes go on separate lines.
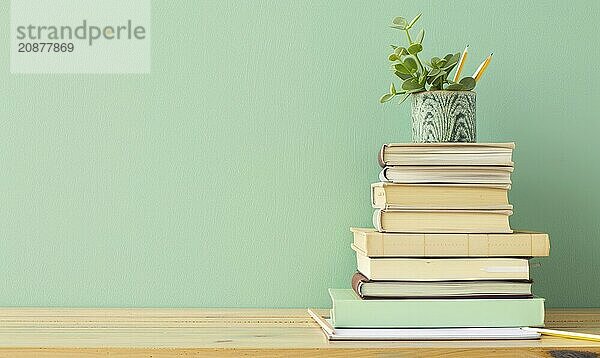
top-left (379, 14), bottom-right (491, 143)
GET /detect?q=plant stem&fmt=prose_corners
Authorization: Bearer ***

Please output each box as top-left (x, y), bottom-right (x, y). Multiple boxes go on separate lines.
top-left (404, 30), bottom-right (412, 44)
top-left (414, 54), bottom-right (424, 74)
top-left (405, 29), bottom-right (424, 75)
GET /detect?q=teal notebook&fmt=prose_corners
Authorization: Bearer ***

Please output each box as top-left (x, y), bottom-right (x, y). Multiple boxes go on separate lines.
top-left (329, 289), bottom-right (544, 328)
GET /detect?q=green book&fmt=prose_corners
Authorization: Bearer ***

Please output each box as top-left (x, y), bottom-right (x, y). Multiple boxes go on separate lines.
top-left (329, 289), bottom-right (544, 328)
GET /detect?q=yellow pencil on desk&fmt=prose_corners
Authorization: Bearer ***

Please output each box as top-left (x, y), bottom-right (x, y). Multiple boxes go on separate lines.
top-left (453, 45), bottom-right (469, 82)
top-left (524, 328), bottom-right (600, 342)
top-left (473, 53), bottom-right (493, 82)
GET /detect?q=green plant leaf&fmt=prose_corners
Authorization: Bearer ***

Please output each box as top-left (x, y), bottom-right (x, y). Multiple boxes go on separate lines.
top-left (391, 17), bottom-right (408, 30)
top-left (418, 71), bottom-right (428, 85)
top-left (392, 16), bottom-right (407, 25)
top-left (444, 63), bottom-right (458, 73)
top-left (402, 57), bottom-right (418, 73)
top-left (440, 54), bottom-right (459, 72)
top-left (408, 13), bottom-right (422, 28)
top-left (398, 93), bottom-right (411, 104)
top-left (401, 78), bottom-right (420, 90)
top-left (436, 75), bottom-right (446, 87)
top-left (459, 76), bottom-right (476, 91)
top-left (388, 53), bottom-right (398, 61)
top-left (390, 83), bottom-right (397, 95)
top-left (417, 29), bottom-right (425, 44)
top-left (445, 53), bottom-right (460, 66)
top-left (379, 93), bottom-right (395, 103)
top-left (427, 68), bottom-right (441, 77)
top-left (390, 45), bottom-right (398, 49)
top-left (407, 43), bottom-right (423, 55)
top-left (432, 74), bottom-right (446, 89)
top-left (430, 70), bottom-right (447, 83)
top-left (395, 71), bottom-right (413, 80)
top-left (394, 47), bottom-right (406, 56)
top-left (394, 63), bottom-right (412, 75)
top-left (446, 83), bottom-right (466, 91)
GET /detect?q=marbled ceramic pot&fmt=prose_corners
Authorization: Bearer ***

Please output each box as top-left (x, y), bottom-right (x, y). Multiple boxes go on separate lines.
top-left (411, 90), bottom-right (476, 143)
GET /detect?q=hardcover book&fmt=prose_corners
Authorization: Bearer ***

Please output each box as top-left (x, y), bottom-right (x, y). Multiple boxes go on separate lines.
top-left (371, 182), bottom-right (511, 210)
top-left (378, 142), bottom-right (515, 167)
top-left (351, 272), bottom-right (533, 299)
top-left (373, 209), bottom-right (513, 233)
top-left (379, 166), bottom-right (514, 184)
top-left (354, 250), bottom-right (530, 281)
top-left (329, 289), bottom-right (545, 328)
top-left (351, 228), bottom-right (550, 257)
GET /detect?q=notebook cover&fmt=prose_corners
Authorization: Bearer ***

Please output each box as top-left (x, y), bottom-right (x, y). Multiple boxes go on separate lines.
top-left (308, 309), bottom-right (541, 341)
top-left (329, 289), bottom-right (545, 328)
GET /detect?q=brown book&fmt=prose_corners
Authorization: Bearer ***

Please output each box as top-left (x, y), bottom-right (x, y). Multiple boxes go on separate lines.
top-left (378, 142), bottom-right (515, 167)
top-left (351, 272), bottom-right (533, 299)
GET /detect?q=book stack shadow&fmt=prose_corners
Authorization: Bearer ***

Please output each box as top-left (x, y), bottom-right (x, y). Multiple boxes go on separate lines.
top-left (314, 143), bottom-right (550, 341)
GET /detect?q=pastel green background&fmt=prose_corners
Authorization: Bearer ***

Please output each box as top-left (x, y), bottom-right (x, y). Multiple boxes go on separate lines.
top-left (1, 1), bottom-right (599, 308)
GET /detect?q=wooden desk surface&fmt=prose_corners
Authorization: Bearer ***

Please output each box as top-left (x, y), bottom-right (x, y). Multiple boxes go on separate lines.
top-left (0, 308), bottom-right (599, 357)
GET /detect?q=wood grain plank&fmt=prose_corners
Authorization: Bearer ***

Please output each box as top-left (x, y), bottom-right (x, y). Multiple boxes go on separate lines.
top-left (2, 348), bottom-right (600, 358)
top-left (0, 308), bottom-right (600, 357)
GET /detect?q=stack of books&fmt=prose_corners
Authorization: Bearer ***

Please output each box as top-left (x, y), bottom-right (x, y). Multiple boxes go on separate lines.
top-left (312, 143), bottom-right (551, 340)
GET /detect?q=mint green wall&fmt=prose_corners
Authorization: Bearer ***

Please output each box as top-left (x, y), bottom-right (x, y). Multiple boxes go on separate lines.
top-left (1, 1), bottom-right (599, 308)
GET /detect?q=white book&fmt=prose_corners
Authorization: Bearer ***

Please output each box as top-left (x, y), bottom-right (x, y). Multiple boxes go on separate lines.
top-left (308, 309), bottom-right (541, 341)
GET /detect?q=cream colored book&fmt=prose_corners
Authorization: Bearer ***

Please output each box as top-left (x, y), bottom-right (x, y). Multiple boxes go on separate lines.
top-left (378, 142), bottom-right (515, 166)
top-left (373, 209), bottom-right (512, 233)
top-left (371, 182), bottom-right (511, 210)
top-left (351, 228), bottom-right (550, 257)
top-left (354, 250), bottom-right (530, 281)
top-left (379, 166), bottom-right (514, 184)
